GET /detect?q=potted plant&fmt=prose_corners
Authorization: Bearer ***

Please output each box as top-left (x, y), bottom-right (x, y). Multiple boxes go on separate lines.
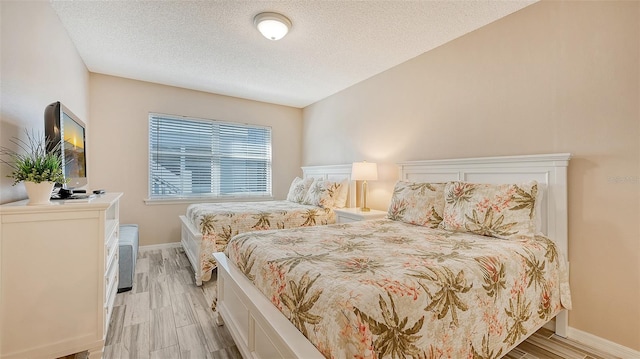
top-left (0, 130), bottom-right (66, 205)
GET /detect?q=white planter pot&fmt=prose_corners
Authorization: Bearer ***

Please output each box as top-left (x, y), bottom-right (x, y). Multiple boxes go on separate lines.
top-left (24, 181), bottom-right (55, 205)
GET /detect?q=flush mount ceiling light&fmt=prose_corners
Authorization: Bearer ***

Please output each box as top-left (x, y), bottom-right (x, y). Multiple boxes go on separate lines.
top-left (254, 12), bottom-right (292, 41)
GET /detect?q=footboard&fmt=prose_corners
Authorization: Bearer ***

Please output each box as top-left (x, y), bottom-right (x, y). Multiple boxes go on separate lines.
top-left (180, 215), bottom-right (204, 286)
top-left (212, 252), bottom-right (324, 359)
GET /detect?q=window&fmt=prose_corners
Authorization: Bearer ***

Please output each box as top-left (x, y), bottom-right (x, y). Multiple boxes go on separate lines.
top-left (149, 113), bottom-right (272, 200)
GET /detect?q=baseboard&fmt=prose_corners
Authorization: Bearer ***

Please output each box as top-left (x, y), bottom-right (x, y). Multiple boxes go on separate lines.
top-left (567, 327), bottom-right (639, 359)
top-left (536, 318), bottom-right (637, 358)
top-left (139, 242), bottom-right (182, 251)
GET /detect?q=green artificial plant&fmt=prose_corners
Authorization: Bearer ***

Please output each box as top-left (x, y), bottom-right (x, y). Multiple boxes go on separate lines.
top-left (0, 130), bottom-right (67, 185)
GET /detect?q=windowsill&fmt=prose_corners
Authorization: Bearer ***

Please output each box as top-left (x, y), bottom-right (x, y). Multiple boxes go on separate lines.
top-left (144, 195), bottom-right (275, 205)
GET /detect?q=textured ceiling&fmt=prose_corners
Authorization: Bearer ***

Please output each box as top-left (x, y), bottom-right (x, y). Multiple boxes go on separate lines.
top-left (51, 1), bottom-right (536, 108)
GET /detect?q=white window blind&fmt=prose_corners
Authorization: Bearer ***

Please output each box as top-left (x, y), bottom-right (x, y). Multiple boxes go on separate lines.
top-left (149, 113), bottom-right (272, 199)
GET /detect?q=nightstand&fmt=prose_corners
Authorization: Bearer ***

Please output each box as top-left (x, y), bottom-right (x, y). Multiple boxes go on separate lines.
top-left (334, 207), bottom-right (388, 223)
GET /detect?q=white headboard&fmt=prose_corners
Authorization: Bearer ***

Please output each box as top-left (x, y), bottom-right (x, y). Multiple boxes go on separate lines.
top-left (301, 164), bottom-right (356, 208)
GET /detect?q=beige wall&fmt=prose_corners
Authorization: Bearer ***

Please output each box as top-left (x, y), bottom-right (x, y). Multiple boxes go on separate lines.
top-left (0, 1), bottom-right (89, 204)
top-left (89, 74), bottom-right (303, 246)
top-left (303, 0), bottom-right (639, 352)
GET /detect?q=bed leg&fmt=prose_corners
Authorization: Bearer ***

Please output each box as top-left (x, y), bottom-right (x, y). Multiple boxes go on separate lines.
top-left (555, 310), bottom-right (569, 338)
top-left (215, 311), bottom-right (224, 326)
top-left (195, 273), bottom-right (202, 286)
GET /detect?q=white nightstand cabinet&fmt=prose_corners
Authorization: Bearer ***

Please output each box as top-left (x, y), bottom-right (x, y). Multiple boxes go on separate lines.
top-left (335, 207), bottom-right (388, 223)
top-left (0, 192), bottom-right (123, 359)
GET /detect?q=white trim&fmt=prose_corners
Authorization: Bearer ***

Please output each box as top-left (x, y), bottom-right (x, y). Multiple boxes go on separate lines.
top-left (139, 242), bottom-right (181, 251)
top-left (567, 327), bottom-right (640, 359)
top-left (144, 196), bottom-right (274, 205)
top-left (397, 153), bottom-right (571, 166)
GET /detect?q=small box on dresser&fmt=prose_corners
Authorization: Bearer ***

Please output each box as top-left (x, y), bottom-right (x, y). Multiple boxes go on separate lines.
top-left (0, 192), bottom-right (123, 359)
top-left (334, 207), bottom-right (387, 223)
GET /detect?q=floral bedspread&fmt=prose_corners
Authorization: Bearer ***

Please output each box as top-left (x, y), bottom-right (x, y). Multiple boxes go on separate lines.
top-left (225, 219), bottom-right (571, 359)
top-left (186, 200), bottom-right (335, 283)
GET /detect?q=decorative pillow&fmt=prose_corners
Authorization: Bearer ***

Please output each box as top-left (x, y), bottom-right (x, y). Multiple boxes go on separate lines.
top-left (303, 179), bottom-right (343, 208)
top-left (440, 181), bottom-right (538, 240)
top-left (332, 179), bottom-right (350, 208)
top-left (286, 177), bottom-right (314, 203)
top-left (387, 181), bottom-right (446, 228)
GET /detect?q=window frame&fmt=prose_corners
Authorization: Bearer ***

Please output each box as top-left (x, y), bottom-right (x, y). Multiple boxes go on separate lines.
top-left (146, 113), bottom-right (273, 203)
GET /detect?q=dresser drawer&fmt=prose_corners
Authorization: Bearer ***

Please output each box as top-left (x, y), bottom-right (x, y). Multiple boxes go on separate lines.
top-left (105, 251), bottom-right (118, 303)
top-left (104, 264), bottom-right (118, 335)
top-left (105, 226), bottom-right (119, 271)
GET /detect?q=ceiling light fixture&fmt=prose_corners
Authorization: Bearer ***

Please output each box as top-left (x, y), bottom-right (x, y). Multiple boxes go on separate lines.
top-left (254, 12), bottom-right (292, 41)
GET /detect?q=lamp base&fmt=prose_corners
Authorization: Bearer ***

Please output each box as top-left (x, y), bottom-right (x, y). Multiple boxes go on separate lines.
top-left (360, 207), bottom-right (371, 212)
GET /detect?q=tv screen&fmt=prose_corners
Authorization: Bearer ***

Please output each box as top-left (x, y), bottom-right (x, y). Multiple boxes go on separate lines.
top-left (44, 101), bottom-right (88, 189)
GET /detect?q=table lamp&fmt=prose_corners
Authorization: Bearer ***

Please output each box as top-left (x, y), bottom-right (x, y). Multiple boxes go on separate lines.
top-left (351, 161), bottom-right (378, 212)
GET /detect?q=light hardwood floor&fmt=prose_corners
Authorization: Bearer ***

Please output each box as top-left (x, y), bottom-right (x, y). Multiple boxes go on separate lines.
top-left (99, 247), bottom-right (619, 359)
top-left (103, 247), bottom-right (241, 358)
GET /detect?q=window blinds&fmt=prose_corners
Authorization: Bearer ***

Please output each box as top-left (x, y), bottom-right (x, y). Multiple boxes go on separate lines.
top-left (149, 114), bottom-right (272, 199)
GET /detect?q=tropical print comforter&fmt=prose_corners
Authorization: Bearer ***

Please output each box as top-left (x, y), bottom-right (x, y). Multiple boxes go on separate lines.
top-left (186, 200), bottom-right (335, 283)
top-left (225, 219), bottom-right (572, 359)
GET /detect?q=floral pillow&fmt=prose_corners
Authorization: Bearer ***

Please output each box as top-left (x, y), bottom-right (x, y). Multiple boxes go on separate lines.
top-left (387, 181), bottom-right (446, 228)
top-left (440, 181), bottom-right (538, 240)
top-left (332, 179), bottom-right (350, 208)
top-left (286, 177), bottom-right (314, 203)
top-left (303, 179), bottom-right (343, 208)
top-left (533, 183), bottom-right (546, 233)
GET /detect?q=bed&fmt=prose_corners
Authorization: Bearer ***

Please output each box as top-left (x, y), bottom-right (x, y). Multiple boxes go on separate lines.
top-left (180, 164), bottom-right (356, 285)
top-left (212, 153), bottom-right (571, 358)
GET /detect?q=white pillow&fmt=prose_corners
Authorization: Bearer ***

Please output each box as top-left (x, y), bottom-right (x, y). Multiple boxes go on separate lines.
top-left (286, 177), bottom-right (314, 203)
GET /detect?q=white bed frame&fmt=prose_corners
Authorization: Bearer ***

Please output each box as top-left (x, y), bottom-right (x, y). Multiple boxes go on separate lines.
top-left (180, 164), bottom-right (355, 285)
top-left (212, 153), bottom-right (571, 358)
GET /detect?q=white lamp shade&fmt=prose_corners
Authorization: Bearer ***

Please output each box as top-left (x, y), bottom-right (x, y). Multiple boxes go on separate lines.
top-left (254, 12), bottom-right (291, 41)
top-left (351, 162), bottom-right (378, 181)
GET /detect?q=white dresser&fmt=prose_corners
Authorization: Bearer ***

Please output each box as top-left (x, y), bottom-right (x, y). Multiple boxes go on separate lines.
top-left (0, 192), bottom-right (123, 359)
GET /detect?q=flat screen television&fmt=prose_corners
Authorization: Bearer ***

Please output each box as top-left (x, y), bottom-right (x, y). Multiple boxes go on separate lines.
top-left (44, 101), bottom-right (88, 190)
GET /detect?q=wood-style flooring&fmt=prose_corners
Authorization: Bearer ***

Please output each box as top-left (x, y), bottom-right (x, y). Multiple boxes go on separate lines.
top-left (96, 247), bottom-right (619, 359)
top-left (103, 247), bottom-right (240, 358)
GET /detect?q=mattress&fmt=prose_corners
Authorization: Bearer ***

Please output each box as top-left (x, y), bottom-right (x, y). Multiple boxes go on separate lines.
top-left (225, 218), bottom-right (571, 359)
